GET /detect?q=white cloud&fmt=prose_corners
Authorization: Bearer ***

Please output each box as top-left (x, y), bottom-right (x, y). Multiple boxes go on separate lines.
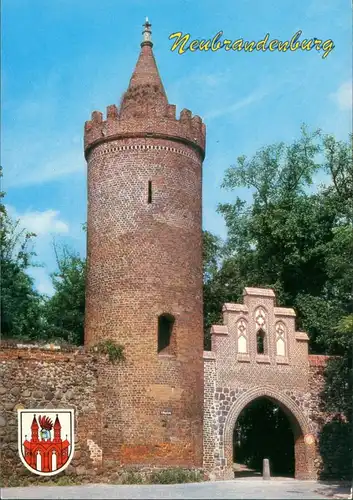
top-left (331, 81), bottom-right (352, 111)
top-left (2, 68), bottom-right (86, 188)
top-left (27, 267), bottom-right (55, 297)
top-left (204, 89), bottom-right (269, 121)
top-left (5, 206), bottom-right (70, 296)
top-left (6, 206), bottom-right (69, 236)
top-left (171, 70), bottom-right (230, 93)
top-left (3, 142), bottom-right (85, 189)
top-left (168, 70), bottom-right (232, 117)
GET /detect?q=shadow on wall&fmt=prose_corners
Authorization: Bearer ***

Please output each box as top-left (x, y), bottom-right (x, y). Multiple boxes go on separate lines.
top-left (318, 416), bottom-right (353, 481)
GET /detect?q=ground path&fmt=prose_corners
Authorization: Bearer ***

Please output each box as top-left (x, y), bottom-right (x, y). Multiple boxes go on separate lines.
top-left (2, 477), bottom-right (351, 499)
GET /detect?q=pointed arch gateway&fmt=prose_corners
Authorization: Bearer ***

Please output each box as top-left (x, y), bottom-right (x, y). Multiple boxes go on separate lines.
top-left (222, 387), bottom-right (316, 479)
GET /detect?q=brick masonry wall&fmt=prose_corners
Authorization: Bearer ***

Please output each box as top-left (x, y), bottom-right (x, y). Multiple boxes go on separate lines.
top-left (0, 346), bottom-right (103, 478)
top-left (0, 343), bottom-right (329, 481)
top-left (203, 288), bottom-right (330, 480)
top-left (0, 343), bottom-right (205, 479)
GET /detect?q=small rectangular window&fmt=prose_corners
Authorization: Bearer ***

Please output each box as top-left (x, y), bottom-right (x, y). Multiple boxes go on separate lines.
top-left (148, 181), bottom-right (152, 203)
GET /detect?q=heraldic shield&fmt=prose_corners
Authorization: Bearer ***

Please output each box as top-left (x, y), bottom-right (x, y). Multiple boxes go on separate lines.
top-left (18, 409), bottom-right (75, 476)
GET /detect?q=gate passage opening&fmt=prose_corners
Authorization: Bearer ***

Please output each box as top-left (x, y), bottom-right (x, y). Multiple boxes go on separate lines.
top-left (233, 397), bottom-right (295, 478)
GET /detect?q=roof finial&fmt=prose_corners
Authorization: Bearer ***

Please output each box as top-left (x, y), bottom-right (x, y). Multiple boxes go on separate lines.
top-left (141, 17), bottom-right (152, 47)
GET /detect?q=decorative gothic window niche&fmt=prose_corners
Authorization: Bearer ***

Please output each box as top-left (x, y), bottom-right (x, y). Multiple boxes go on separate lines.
top-left (157, 313), bottom-right (175, 354)
top-left (275, 321), bottom-right (287, 356)
top-left (255, 307), bottom-right (268, 355)
top-left (237, 318), bottom-right (248, 353)
top-left (255, 306), bottom-right (266, 330)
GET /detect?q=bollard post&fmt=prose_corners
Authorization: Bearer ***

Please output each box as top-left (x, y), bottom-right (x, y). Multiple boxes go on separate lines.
top-left (263, 458), bottom-right (271, 480)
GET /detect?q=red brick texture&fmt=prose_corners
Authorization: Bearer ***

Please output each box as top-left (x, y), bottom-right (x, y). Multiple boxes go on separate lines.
top-left (308, 355), bottom-right (332, 367)
top-left (84, 36), bottom-right (205, 468)
top-left (203, 288), bottom-right (330, 480)
top-left (119, 44), bottom-right (168, 119)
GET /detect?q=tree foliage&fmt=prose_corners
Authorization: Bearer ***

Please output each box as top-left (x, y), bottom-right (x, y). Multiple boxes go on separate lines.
top-left (0, 172), bottom-right (86, 345)
top-left (0, 168), bottom-right (45, 340)
top-left (205, 128), bottom-right (352, 356)
top-left (44, 244), bottom-right (86, 345)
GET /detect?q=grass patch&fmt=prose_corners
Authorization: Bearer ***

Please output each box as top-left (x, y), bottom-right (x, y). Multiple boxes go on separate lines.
top-left (120, 470), bottom-right (144, 485)
top-left (1, 468), bottom-right (204, 488)
top-left (109, 467), bottom-right (204, 485)
top-left (0, 475), bottom-right (83, 488)
top-left (149, 468), bottom-right (203, 485)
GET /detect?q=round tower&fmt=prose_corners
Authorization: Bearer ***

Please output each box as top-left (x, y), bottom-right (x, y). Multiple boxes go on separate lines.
top-left (84, 20), bottom-right (205, 467)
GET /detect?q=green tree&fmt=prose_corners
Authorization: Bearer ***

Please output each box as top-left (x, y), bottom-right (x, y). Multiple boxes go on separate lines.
top-left (0, 169), bottom-right (45, 340)
top-left (319, 314), bottom-right (353, 480)
top-left (203, 230), bottom-right (224, 348)
top-left (322, 315), bottom-right (353, 420)
top-left (212, 127), bottom-right (352, 353)
top-left (44, 243), bottom-right (86, 345)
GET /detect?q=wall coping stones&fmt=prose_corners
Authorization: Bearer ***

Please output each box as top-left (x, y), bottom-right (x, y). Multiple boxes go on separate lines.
top-left (308, 355), bottom-right (332, 367)
top-left (0, 341), bottom-right (83, 352)
top-left (243, 287), bottom-right (276, 297)
top-left (274, 307), bottom-right (296, 317)
top-left (15, 343), bottom-right (61, 350)
top-left (237, 353), bottom-right (251, 363)
top-left (210, 325), bottom-right (229, 336)
top-left (276, 356), bottom-right (289, 365)
top-left (295, 332), bottom-right (310, 341)
top-left (222, 303), bottom-right (249, 313)
top-left (203, 351), bottom-right (216, 360)
top-left (255, 355), bottom-right (271, 364)
top-left (0, 347), bottom-right (95, 364)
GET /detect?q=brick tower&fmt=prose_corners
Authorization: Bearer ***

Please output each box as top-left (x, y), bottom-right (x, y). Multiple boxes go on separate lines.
top-left (84, 20), bottom-right (206, 467)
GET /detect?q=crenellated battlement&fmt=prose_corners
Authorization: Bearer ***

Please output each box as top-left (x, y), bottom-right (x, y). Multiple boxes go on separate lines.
top-left (84, 104), bottom-right (206, 160)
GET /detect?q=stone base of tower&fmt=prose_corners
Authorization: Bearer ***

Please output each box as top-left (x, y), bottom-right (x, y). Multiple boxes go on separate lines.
top-left (96, 358), bottom-right (204, 471)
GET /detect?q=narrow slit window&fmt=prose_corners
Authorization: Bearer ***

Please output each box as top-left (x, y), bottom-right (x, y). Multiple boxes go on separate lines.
top-left (256, 328), bottom-right (265, 355)
top-left (158, 314), bottom-right (175, 353)
top-left (148, 180), bottom-right (152, 203)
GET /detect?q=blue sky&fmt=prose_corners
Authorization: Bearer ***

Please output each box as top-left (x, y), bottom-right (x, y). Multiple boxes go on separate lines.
top-left (2, 0), bottom-right (352, 295)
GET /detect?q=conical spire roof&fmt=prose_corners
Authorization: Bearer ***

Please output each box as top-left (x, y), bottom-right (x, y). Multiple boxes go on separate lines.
top-left (120, 19), bottom-right (168, 118)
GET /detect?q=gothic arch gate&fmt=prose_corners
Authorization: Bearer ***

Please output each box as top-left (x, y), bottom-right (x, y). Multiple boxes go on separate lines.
top-left (204, 288), bottom-right (322, 481)
top-left (222, 387), bottom-right (316, 480)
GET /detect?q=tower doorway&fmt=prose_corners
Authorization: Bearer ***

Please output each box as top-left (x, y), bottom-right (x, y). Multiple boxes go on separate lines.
top-left (233, 397), bottom-right (295, 478)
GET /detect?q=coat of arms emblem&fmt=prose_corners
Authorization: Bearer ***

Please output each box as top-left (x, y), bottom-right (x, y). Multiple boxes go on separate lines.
top-left (18, 409), bottom-right (74, 476)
